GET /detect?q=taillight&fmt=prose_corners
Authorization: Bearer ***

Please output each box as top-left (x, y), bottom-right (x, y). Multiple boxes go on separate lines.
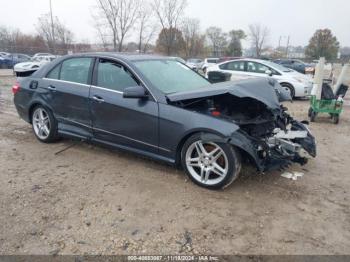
top-left (211, 110), bottom-right (221, 117)
top-left (12, 82), bottom-right (21, 95)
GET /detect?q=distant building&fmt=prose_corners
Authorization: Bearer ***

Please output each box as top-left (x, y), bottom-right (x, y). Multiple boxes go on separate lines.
top-left (287, 51), bottom-right (305, 59)
top-left (287, 46), bottom-right (306, 59)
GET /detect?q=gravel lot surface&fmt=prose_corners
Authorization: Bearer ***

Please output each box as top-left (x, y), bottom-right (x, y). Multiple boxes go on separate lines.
top-left (0, 69), bottom-right (350, 255)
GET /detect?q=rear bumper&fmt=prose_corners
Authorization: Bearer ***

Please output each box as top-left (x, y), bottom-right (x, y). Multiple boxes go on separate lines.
top-left (14, 97), bottom-right (31, 123)
top-left (14, 68), bottom-right (34, 73)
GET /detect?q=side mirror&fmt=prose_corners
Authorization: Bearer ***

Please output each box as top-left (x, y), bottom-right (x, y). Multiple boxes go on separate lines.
top-left (265, 70), bottom-right (273, 76)
top-left (123, 86), bottom-right (148, 99)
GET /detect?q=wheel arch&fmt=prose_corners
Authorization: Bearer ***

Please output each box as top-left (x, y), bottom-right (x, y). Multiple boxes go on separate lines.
top-left (174, 129), bottom-right (263, 171)
top-left (280, 82), bottom-right (295, 97)
top-left (28, 101), bottom-right (54, 124)
top-left (174, 129), bottom-right (225, 167)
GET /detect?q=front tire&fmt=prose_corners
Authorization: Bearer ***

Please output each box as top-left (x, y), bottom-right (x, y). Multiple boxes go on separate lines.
top-left (181, 133), bottom-right (241, 189)
top-left (281, 83), bottom-right (295, 99)
top-left (31, 105), bottom-right (59, 143)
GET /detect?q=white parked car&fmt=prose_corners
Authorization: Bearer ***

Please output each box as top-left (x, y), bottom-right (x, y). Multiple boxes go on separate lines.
top-left (169, 56), bottom-right (186, 64)
top-left (32, 53), bottom-right (54, 59)
top-left (186, 58), bottom-right (203, 71)
top-left (0, 52), bottom-right (10, 58)
top-left (201, 58), bottom-right (219, 73)
top-left (14, 56), bottom-right (56, 76)
top-left (207, 58), bottom-right (313, 98)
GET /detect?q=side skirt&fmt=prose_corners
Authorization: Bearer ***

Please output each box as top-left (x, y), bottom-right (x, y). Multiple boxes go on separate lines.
top-left (57, 130), bottom-right (176, 165)
top-left (92, 138), bottom-right (176, 165)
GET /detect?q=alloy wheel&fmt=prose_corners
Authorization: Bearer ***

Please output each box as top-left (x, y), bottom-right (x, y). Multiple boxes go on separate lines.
top-left (185, 141), bottom-right (229, 186)
top-left (32, 108), bottom-right (51, 140)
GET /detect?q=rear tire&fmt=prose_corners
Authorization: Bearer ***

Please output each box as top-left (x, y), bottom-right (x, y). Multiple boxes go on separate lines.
top-left (181, 133), bottom-right (241, 190)
top-left (31, 105), bottom-right (60, 143)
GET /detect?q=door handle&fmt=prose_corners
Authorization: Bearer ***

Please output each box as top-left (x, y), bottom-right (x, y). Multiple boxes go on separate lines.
top-left (47, 85), bottom-right (56, 90)
top-left (92, 95), bottom-right (105, 103)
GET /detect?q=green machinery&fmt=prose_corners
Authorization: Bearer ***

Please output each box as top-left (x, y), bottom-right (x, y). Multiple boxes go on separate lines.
top-left (308, 95), bottom-right (344, 124)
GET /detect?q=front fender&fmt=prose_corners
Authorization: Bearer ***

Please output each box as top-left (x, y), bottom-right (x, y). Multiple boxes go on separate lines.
top-left (201, 131), bottom-right (263, 171)
top-left (159, 103), bottom-right (240, 158)
top-left (229, 131), bottom-right (263, 170)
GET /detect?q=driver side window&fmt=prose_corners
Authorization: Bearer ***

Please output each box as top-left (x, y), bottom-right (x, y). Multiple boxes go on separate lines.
top-left (97, 59), bottom-right (139, 92)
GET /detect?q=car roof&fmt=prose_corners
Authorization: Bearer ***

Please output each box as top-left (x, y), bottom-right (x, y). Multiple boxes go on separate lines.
top-left (220, 58), bottom-right (270, 64)
top-left (218, 58), bottom-right (287, 71)
top-left (65, 52), bottom-right (170, 62)
top-left (187, 58), bottom-right (202, 60)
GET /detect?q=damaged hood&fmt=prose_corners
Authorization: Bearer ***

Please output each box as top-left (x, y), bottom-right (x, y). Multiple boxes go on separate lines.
top-left (167, 78), bottom-right (291, 109)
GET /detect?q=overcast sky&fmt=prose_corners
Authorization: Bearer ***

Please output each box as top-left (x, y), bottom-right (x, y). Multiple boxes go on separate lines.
top-left (0, 0), bottom-right (349, 48)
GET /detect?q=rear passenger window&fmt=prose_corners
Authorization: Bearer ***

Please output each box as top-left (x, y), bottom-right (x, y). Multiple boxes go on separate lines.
top-left (97, 59), bottom-right (139, 92)
top-left (60, 58), bottom-right (92, 85)
top-left (47, 64), bottom-right (60, 79)
top-left (219, 61), bottom-right (245, 71)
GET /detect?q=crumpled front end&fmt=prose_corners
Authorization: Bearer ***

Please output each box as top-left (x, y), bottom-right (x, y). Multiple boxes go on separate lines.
top-left (254, 120), bottom-right (316, 171)
top-left (168, 78), bottom-right (317, 171)
top-left (228, 115), bottom-right (316, 172)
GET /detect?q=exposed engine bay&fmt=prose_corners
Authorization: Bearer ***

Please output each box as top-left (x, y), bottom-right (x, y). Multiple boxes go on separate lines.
top-left (167, 78), bottom-right (316, 171)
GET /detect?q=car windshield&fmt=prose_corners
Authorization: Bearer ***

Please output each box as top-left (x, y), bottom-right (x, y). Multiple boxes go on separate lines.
top-left (187, 59), bottom-right (202, 63)
top-left (134, 59), bottom-right (210, 94)
top-left (31, 57), bottom-right (42, 62)
top-left (263, 61), bottom-right (292, 73)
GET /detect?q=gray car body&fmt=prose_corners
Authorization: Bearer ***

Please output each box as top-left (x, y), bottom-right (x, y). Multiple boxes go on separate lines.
top-left (15, 53), bottom-right (308, 173)
top-left (15, 53), bottom-right (266, 166)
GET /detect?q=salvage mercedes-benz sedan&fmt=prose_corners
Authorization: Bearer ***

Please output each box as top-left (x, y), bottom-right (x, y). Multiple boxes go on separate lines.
top-left (13, 53), bottom-right (316, 189)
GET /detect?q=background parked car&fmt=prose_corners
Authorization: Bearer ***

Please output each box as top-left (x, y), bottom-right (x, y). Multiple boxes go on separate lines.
top-left (186, 58), bottom-right (203, 71)
top-left (14, 55), bottom-right (56, 77)
top-left (217, 56), bottom-right (241, 63)
top-left (169, 56), bottom-right (186, 64)
top-left (0, 52), bottom-right (11, 58)
top-left (0, 53), bottom-right (10, 68)
top-left (273, 59), bottom-right (315, 74)
top-left (207, 58), bottom-right (313, 98)
top-left (201, 58), bottom-right (219, 73)
top-left (32, 53), bottom-right (54, 59)
top-left (0, 53), bottom-right (31, 69)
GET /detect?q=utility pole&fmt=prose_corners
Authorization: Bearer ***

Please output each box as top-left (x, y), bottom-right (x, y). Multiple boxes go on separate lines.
top-left (285, 35), bottom-right (290, 58)
top-left (278, 36), bottom-right (282, 49)
top-left (49, 0), bottom-right (56, 54)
